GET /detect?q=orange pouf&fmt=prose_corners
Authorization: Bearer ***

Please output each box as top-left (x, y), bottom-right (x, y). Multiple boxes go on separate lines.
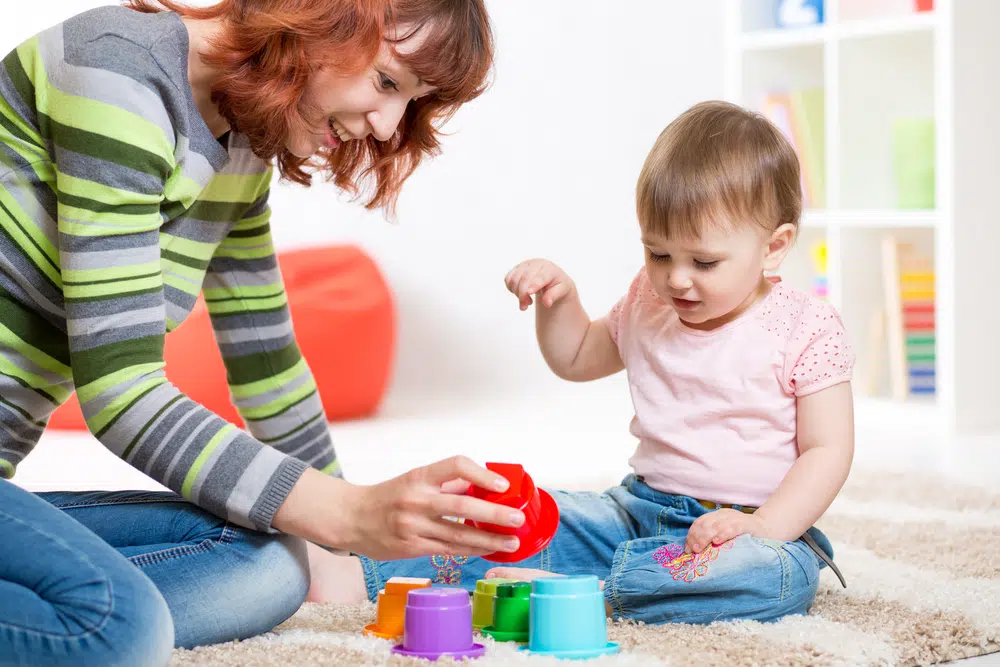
top-left (48, 245), bottom-right (395, 431)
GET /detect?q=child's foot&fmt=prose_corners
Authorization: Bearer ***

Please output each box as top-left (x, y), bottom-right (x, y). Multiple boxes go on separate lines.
top-left (485, 567), bottom-right (561, 581)
top-left (305, 542), bottom-right (369, 604)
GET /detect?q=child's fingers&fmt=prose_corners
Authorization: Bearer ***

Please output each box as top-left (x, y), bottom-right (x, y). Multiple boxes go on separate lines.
top-left (542, 281), bottom-right (571, 307)
top-left (685, 517), bottom-right (716, 554)
top-left (710, 522), bottom-right (742, 545)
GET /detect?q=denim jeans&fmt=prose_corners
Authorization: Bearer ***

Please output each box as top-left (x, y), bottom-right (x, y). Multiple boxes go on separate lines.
top-left (0, 479), bottom-right (309, 667)
top-left (359, 475), bottom-right (832, 625)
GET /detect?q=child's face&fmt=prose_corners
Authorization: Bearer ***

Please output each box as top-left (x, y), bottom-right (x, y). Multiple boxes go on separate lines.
top-left (641, 222), bottom-right (793, 331)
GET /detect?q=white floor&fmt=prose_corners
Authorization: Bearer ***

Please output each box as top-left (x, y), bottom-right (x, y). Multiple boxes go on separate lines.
top-left (10, 379), bottom-right (1000, 665)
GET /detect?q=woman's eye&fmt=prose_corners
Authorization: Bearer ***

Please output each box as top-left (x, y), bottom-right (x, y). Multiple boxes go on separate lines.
top-left (378, 73), bottom-right (399, 91)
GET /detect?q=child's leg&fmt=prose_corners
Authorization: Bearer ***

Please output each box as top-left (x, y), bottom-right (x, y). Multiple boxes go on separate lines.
top-left (605, 532), bottom-right (821, 624)
top-left (601, 480), bottom-right (824, 624)
top-left (343, 487), bottom-right (636, 603)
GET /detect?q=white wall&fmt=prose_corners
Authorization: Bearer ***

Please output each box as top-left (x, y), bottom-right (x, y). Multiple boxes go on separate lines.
top-left (3, 1), bottom-right (726, 411)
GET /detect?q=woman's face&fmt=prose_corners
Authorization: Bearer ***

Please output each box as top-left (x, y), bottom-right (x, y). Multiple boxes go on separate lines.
top-left (286, 25), bottom-right (437, 158)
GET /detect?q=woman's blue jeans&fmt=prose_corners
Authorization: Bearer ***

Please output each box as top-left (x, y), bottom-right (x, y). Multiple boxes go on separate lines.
top-left (0, 479), bottom-right (309, 667)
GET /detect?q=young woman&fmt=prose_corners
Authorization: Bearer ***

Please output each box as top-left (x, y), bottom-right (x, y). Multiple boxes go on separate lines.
top-left (0, 1), bottom-right (523, 665)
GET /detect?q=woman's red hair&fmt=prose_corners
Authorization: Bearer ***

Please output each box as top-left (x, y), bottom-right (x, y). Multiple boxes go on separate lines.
top-left (123, 0), bottom-right (494, 214)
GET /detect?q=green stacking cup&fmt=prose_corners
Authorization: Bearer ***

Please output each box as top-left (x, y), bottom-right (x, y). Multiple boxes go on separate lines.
top-left (481, 582), bottom-right (531, 643)
top-left (472, 578), bottom-right (516, 631)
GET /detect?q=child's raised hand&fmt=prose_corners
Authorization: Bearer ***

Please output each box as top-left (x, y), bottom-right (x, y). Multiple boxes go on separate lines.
top-left (504, 259), bottom-right (576, 310)
top-left (685, 509), bottom-right (767, 554)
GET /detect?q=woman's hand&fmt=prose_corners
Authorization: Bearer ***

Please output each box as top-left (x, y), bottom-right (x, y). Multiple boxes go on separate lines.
top-left (348, 456), bottom-right (526, 560)
top-left (275, 456), bottom-right (525, 561)
top-left (505, 259), bottom-right (576, 310)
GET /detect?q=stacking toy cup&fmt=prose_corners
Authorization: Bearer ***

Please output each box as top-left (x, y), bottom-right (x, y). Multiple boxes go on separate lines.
top-left (465, 462), bottom-right (559, 563)
top-left (522, 575), bottom-right (619, 659)
top-left (482, 582), bottom-right (531, 643)
top-left (472, 578), bottom-right (516, 630)
top-left (363, 577), bottom-right (431, 640)
top-left (391, 588), bottom-right (486, 660)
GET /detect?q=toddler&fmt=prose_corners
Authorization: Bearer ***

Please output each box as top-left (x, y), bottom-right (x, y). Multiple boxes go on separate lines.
top-left (316, 100), bottom-right (855, 625)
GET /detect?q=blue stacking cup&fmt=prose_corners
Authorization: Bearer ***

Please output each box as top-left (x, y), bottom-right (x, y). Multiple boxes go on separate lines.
top-left (520, 575), bottom-right (619, 659)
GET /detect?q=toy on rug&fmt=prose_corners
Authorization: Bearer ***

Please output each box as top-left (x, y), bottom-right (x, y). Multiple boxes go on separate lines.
top-left (464, 462), bottom-right (559, 563)
top-left (520, 576), bottom-right (619, 659)
top-left (471, 578), bottom-right (517, 631)
top-left (363, 577), bottom-right (431, 641)
top-left (390, 588), bottom-right (486, 660)
top-left (481, 582), bottom-right (531, 643)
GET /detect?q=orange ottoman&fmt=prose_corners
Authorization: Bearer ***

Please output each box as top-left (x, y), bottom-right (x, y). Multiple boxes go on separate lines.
top-left (48, 245), bottom-right (395, 430)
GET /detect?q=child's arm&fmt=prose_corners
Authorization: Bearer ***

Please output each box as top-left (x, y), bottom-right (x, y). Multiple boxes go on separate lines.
top-left (505, 259), bottom-right (624, 382)
top-left (752, 381), bottom-right (854, 539)
top-left (685, 381), bottom-right (854, 552)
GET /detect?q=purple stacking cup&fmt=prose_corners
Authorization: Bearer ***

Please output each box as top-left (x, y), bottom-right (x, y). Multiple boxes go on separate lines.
top-left (391, 588), bottom-right (486, 660)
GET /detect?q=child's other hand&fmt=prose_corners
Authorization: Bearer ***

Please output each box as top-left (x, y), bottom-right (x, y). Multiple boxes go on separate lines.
top-left (685, 509), bottom-right (766, 554)
top-left (504, 259), bottom-right (575, 311)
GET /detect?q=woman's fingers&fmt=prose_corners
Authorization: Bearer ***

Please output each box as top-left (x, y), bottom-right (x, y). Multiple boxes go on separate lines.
top-left (425, 517), bottom-right (518, 555)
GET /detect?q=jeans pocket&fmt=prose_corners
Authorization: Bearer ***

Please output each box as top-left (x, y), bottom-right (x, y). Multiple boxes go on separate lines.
top-left (783, 540), bottom-right (821, 589)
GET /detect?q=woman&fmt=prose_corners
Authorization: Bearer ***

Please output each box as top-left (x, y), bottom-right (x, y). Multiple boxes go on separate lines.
top-left (0, 1), bottom-right (522, 665)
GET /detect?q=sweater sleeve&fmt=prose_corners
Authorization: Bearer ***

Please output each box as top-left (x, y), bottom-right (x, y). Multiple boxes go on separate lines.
top-left (43, 36), bottom-right (307, 533)
top-left (203, 182), bottom-right (342, 478)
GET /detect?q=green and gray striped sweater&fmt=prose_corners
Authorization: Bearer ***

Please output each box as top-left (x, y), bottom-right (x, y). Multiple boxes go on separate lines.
top-left (0, 6), bottom-right (340, 532)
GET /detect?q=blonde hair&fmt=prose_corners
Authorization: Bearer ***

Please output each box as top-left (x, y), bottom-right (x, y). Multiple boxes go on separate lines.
top-left (636, 100), bottom-right (802, 239)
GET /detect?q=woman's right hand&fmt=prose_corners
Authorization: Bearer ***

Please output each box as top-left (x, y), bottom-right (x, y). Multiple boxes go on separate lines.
top-left (345, 456), bottom-right (525, 560)
top-left (274, 456), bottom-right (525, 561)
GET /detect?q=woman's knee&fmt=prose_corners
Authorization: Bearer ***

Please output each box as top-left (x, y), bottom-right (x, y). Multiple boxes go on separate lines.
top-left (230, 531), bottom-right (310, 632)
top-left (9, 569), bottom-right (175, 667)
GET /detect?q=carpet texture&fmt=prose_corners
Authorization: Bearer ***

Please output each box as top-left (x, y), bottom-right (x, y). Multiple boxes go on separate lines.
top-left (170, 471), bottom-right (1000, 666)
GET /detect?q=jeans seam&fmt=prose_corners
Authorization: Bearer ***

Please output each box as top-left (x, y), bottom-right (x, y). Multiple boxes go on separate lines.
top-left (127, 522), bottom-right (235, 568)
top-left (753, 538), bottom-right (792, 600)
top-left (47, 497), bottom-right (181, 511)
top-left (608, 540), bottom-right (632, 618)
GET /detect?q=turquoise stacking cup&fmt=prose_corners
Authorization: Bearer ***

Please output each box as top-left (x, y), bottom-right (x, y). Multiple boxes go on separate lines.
top-left (520, 575), bottom-right (619, 659)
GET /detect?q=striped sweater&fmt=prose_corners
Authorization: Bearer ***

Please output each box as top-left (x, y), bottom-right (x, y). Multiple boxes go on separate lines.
top-left (0, 6), bottom-right (340, 532)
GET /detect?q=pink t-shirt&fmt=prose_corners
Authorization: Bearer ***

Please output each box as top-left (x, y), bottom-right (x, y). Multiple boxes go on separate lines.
top-left (607, 269), bottom-right (855, 507)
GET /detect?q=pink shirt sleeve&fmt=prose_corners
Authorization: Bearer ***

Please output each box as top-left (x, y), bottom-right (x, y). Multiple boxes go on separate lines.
top-left (783, 297), bottom-right (855, 397)
top-left (607, 269), bottom-right (646, 347)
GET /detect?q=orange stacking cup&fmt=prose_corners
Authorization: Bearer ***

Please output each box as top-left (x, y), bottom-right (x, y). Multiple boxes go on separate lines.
top-left (363, 577), bottom-right (432, 640)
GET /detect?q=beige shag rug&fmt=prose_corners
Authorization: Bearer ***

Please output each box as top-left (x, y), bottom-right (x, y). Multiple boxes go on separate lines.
top-left (171, 470), bottom-right (1000, 666)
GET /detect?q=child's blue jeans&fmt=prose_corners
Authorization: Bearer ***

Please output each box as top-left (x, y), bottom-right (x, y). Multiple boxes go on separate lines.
top-left (359, 474), bottom-right (834, 625)
top-left (0, 479), bottom-right (309, 667)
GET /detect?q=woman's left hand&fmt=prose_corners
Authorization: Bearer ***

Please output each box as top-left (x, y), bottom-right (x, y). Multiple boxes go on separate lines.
top-left (685, 509), bottom-right (769, 554)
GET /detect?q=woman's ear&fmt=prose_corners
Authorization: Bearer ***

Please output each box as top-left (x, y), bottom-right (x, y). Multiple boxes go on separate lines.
top-left (763, 223), bottom-right (797, 271)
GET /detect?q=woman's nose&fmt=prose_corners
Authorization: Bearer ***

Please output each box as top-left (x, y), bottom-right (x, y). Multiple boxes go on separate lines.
top-left (366, 99), bottom-right (408, 142)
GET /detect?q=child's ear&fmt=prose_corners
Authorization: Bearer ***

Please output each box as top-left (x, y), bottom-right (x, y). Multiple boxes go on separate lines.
top-left (763, 223), bottom-right (796, 271)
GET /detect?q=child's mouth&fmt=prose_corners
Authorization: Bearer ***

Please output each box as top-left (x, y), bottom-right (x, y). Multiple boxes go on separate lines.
top-left (672, 297), bottom-right (700, 310)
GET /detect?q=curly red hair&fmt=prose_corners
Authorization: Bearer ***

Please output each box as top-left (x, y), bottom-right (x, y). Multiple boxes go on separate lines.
top-left (123, 0), bottom-right (494, 214)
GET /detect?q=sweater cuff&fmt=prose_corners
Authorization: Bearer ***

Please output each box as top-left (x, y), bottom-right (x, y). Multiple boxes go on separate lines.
top-left (249, 456), bottom-right (310, 533)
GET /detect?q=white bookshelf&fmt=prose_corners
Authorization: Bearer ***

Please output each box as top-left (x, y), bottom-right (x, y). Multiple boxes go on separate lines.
top-left (725, 0), bottom-right (1000, 434)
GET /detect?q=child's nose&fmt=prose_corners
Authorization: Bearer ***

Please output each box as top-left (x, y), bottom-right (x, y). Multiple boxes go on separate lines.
top-left (667, 270), bottom-right (693, 291)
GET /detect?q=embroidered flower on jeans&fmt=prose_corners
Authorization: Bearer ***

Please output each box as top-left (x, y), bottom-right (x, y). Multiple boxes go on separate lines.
top-left (652, 540), bottom-right (734, 583)
top-left (430, 554), bottom-right (469, 586)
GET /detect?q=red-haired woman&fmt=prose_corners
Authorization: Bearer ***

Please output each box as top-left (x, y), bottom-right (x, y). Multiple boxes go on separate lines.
top-left (0, 1), bottom-right (521, 664)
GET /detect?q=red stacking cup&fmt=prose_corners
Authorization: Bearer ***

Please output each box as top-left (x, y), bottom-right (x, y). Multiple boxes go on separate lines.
top-left (466, 462), bottom-right (559, 563)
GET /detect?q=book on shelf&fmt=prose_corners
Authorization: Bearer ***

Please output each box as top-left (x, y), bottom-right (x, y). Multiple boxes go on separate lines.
top-left (760, 89), bottom-right (826, 209)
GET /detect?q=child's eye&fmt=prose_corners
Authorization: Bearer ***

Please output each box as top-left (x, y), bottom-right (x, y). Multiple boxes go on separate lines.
top-left (695, 260), bottom-right (719, 270)
top-left (647, 251), bottom-right (670, 262)
top-left (377, 72), bottom-right (399, 91)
